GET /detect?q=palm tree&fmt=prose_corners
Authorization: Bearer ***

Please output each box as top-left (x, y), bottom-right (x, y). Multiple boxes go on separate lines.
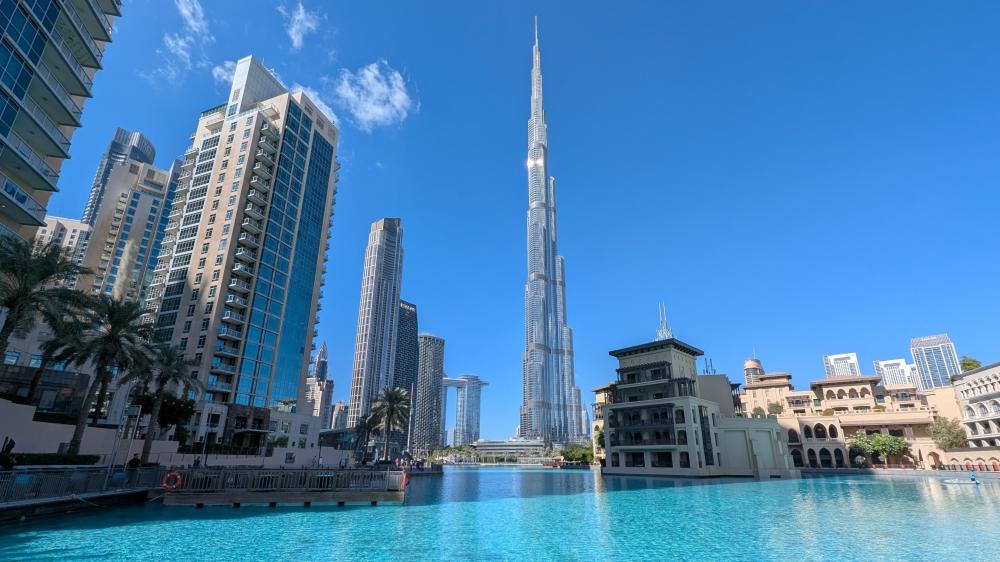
top-left (368, 387), bottom-right (410, 461)
top-left (0, 236), bottom-right (91, 356)
top-left (119, 346), bottom-right (203, 463)
top-left (25, 301), bottom-right (89, 403)
top-left (67, 296), bottom-right (154, 455)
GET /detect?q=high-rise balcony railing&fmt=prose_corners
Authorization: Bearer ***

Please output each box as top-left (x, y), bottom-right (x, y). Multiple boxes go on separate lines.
top-left (217, 327), bottom-right (242, 341)
top-left (232, 262), bottom-right (254, 277)
top-left (225, 293), bottom-right (248, 308)
top-left (30, 62), bottom-right (82, 125)
top-left (244, 203), bottom-right (265, 220)
top-left (47, 28), bottom-right (94, 95)
top-left (249, 176), bottom-right (269, 192)
top-left (259, 122), bottom-right (278, 141)
top-left (210, 361), bottom-right (237, 374)
top-left (18, 95), bottom-right (71, 156)
top-left (254, 148), bottom-right (274, 166)
top-left (241, 217), bottom-right (262, 233)
top-left (2, 131), bottom-right (60, 190)
top-left (80, 0), bottom-right (114, 40)
top-left (228, 278), bottom-right (251, 293)
top-left (0, 171), bottom-right (45, 225)
top-left (58, 0), bottom-right (103, 65)
top-left (246, 189), bottom-right (267, 206)
top-left (214, 342), bottom-right (240, 357)
top-left (234, 247), bottom-right (257, 263)
top-left (237, 232), bottom-right (260, 248)
top-left (257, 138), bottom-right (277, 154)
top-left (221, 309), bottom-right (246, 324)
top-left (251, 162), bottom-right (273, 180)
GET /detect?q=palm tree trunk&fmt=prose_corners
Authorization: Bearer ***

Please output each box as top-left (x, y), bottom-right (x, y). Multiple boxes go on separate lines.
top-left (141, 386), bottom-right (163, 464)
top-left (68, 373), bottom-right (103, 455)
top-left (0, 315), bottom-right (17, 358)
top-left (383, 422), bottom-right (391, 461)
top-left (91, 374), bottom-right (110, 426)
top-left (26, 356), bottom-right (51, 404)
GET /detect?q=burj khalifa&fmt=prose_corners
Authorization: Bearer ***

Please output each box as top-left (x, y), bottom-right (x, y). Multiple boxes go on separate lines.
top-left (519, 20), bottom-right (588, 445)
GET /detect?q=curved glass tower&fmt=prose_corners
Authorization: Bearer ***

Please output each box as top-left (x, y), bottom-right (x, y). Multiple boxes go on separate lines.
top-left (519, 20), bottom-right (586, 444)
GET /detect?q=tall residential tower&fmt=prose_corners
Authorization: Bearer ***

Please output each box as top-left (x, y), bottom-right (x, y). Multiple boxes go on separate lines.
top-left (823, 352), bottom-right (862, 378)
top-left (412, 333), bottom-right (445, 456)
top-left (147, 55), bottom-right (339, 448)
top-left (347, 218), bottom-right (404, 427)
top-left (910, 334), bottom-right (961, 389)
top-left (518, 20), bottom-right (585, 444)
top-left (0, 1), bottom-right (121, 240)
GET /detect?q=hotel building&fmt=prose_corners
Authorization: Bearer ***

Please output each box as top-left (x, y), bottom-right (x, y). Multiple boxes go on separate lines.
top-left (597, 338), bottom-right (795, 478)
top-left (0, 0), bottom-right (120, 240)
top-left (873, 358), bottom-right (917, 387)
top-left (954, 362), bottom-right (1000, 450)
top-left (412, 333), bottom-right (445, 457)
top-left (443, 375), bottom-right (488, 447)
top-left (147, 55), bottom-right (339, 449)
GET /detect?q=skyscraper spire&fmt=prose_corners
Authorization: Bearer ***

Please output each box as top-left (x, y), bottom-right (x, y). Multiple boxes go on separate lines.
top-left (519, 19), bottom-right (586, 445)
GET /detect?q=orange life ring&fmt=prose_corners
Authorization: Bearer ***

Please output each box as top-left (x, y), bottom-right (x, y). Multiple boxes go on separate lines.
top-left (162, 471), bottom-right (183, 491)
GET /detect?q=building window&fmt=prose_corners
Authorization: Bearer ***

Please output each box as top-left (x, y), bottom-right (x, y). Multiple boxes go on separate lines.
top-left (3, 351), bottom-right (19, 365)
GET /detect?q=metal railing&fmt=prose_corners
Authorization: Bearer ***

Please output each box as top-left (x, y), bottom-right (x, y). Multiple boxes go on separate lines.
top-left (0, 467), bottom-right (162, 504)
top-left (168, 468), bottom-right (406, 493)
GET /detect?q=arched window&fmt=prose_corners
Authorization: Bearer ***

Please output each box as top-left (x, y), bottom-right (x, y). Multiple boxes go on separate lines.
top-left (675, 409), bottom-right (685, 424)
top-left (848, 389), bottom-right (859, 399)
top-left (788, 429), bottom-right (800, 443)
top-left (679, 451), bottom-right (690, 468)
top-left (819, 448), bottom-right (833, 468)
top-left (859, 388), bottom-right (871, 398)
top-left (828, 425), bottom-right (839, 438)
top-left (965, 406), bottom-right (976, 418)
top-left (825, 390), bottom-right (835, 400)
top-left (807, 449), bottom-right (818, 468)
top-left (837, 389), bottom-right (847, 399)
top-left (814, 424), bottom-right (827, 439)
top-left (677, 429), bottom-right (688, 445)
top-left (791, 449), bottom-right (804, 467)
top-left (979, 404), bottom-right (990, 417)
top-left (834, 449), bottom-right (846, 468)
top-left (992, 401), bottom-right (1000, 415)
top-left (804, 426), bottom-right (813, 439)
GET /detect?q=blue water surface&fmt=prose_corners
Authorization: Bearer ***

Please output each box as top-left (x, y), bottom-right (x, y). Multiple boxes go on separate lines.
top-left (1, 467), bottom-right (998, 561)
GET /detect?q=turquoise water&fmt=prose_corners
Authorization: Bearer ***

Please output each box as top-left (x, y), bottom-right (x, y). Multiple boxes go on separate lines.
top-left (2, 467), bottom-right (999, 561)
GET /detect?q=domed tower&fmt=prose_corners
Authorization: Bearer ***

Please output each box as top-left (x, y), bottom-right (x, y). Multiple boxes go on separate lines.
top-left (744, 358), bottom-right (765, 386)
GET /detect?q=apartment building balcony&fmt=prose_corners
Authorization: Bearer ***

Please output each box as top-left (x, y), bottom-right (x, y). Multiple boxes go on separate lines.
top-left (241, 217), bottom-right (262, 234)
top-left (26, 58), bottom-right (82, 126)
top-left (246, 190), bottom-right (267, 207)
top-left (249, 176), bottom-right (270, 192)
top-left (0, 172), bottom-right (46, 226)
top-left (612, 437), bottom-right (677, 448)
top-left (254, 148), bottom-right (274, 166)
top-left (607, 418), bottom-right (676, 430)
top-left (214, 342), bottom-right (240, 358)
top-left (164, 221), bottom-right (178, 232)
top-left (244, 203), bottom-right (265, 220)
top-left (259, 122), bottom-right (279, 141)
top-left (228, 278), bottom-right (251, 293)
top-left (206, 378), bottom-right (233, 393)
top-left (234, 247), bottom-right (257, 263)
top-left (184, 144), bottom-right (198, 158)
top-left (42, 27), bottom-right (93, 97)
top-left (232, 262), bottom-right (254, 277)
top-left (257, 138), bottom-right (277, 154)
top-left (13, 95), bottom-right (71, 157)
top-left (180, 158), bottom-right (195, 172)
top-left (251, 162), bottom-right (273, 180)
top-left (210, 360), bottom-right (237, 375)
top-left (57, 0), bottom-right (104, 67)
top-left (217, 327), bottom-right (242, 341)
top-left (225, 293), bottom-right (248, 309)
top-left (168, 208), bottom-right (182, 219)
top-left (221, 309), bottom-right (246, 325)
top-left (78, 0), bottom-right (114, 42)
top-left (237, 232), bottom-right (260, 249)
top-left (0, 131), bottom-right (60, 191)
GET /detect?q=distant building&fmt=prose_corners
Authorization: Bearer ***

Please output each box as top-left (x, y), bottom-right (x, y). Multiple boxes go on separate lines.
top-left (348, 218), bottom-right (403, 427)
top-left (331, 400), bottom-right (348, 430)
top-left (910, 334), bottom-right (962, 389)
top-left (743, 358), bottom-right (765, 386)
top-left (873, 358), bottom-right (917, 387)
top-left (597, 338), bottom-right (794, 478)
top-left (823, 352), bottom-right (861, 378)
top-left (473, 438), bottom-right (549, 459)
top-left (444, 375), bottom-right (489, 446)
top-left (37, 217), bottom-right (91, 289)
top-left (311, 342), bottom-right (329, 381)
top-left (82, 128), bottom-right (156, 225)
top-left (412, 334), bottom-right (445, 457)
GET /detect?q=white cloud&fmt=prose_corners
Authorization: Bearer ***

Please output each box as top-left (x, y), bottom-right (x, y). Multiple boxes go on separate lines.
top-left (211, 60), bottom-right (236, 85)
top-left (278, 2), bottom-right (321, 50)
top-left (290, 83), bottom-right (339, 125)
top-left (175, 0), bottom-right (210, 35)
top-left (142, 0), bottom-right (215, 86)
top-left (334, 60), bottom-right (414, 133)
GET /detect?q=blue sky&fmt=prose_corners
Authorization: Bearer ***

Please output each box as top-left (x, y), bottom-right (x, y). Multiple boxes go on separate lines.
top-left (50, 1), bottom-right (1000, 439)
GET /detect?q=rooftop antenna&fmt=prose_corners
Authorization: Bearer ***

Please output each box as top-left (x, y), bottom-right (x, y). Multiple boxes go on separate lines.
top-left (655, 302), bottom-right (673, 341)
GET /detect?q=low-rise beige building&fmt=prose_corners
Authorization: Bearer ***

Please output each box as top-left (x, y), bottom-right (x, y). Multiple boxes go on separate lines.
top-left (596, 338), bottom-right (795, 479)
top-left (741, 371), bottom-right (960, 469)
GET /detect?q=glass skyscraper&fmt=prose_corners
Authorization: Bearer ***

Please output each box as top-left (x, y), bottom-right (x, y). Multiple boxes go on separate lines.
top-left (518, 20), bottom-right (586, 444)
top-left (910, 333), bottom-right (961, 389)
top-left (0, 0), bottom-right (121, 240)
top-left (147, 55), bottom-right (339, 448)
